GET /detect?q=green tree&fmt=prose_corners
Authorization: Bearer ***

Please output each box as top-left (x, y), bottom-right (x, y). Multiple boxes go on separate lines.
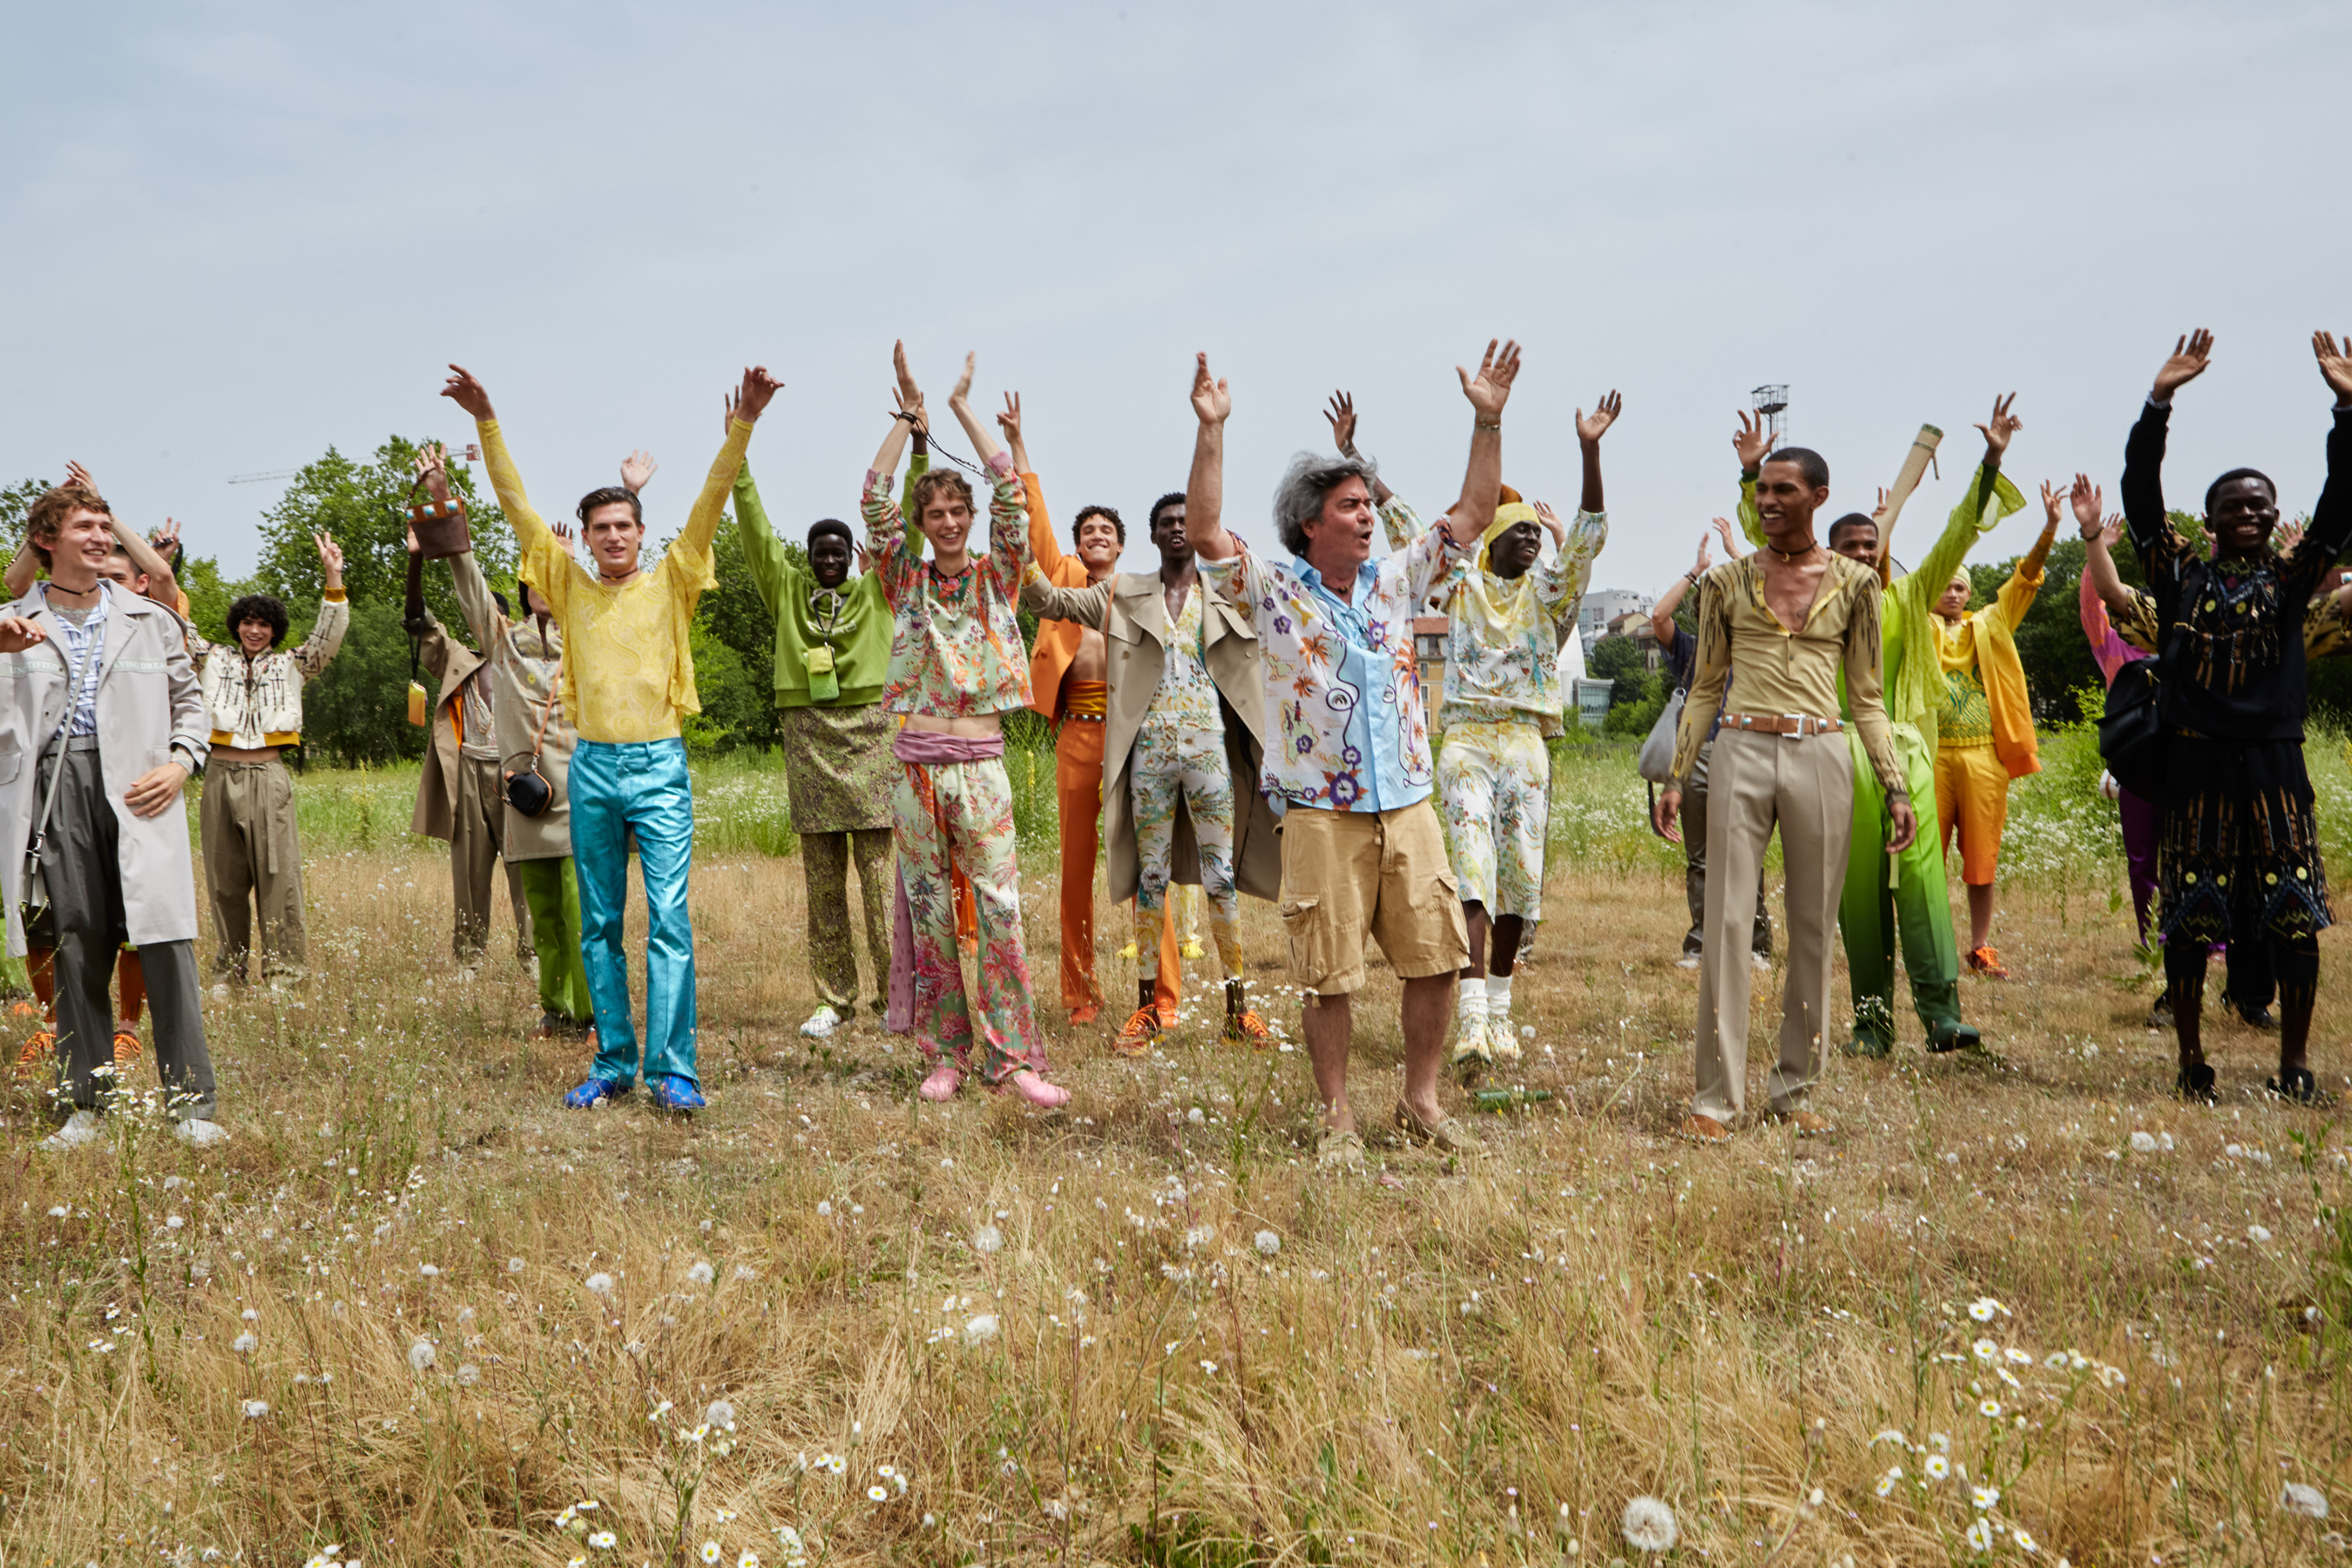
top-left (0, 477), bottom-right (52, 548)
top-left (1586, 632), bottom-right (1647, 706)
top-left (301, 595), bottom-right (430, 767)
top-left (692, 513), bottom-right (787, 754)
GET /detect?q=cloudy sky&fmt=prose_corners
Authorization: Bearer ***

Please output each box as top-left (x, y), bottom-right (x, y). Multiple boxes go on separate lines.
top-left (6, 1), bottom-right (2346, 593)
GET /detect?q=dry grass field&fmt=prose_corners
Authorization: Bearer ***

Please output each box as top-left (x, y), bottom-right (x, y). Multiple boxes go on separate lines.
top-left (4, 739), bottom-right (2351, 1568)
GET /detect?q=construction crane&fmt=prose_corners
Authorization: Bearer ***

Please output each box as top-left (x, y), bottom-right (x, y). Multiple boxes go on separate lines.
top-left (226, 443), bottom-right (476, 484)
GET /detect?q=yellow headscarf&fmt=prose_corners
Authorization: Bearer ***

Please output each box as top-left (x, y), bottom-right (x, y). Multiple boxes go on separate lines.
top-left (1454, 496), bottom-right (1546, 643)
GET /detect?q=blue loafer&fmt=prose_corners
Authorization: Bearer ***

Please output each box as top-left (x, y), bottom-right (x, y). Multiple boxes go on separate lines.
top-left (645, 1075), bottom-right (706, 1112)
top-left (563, 1077), bottom-right (628, 1109)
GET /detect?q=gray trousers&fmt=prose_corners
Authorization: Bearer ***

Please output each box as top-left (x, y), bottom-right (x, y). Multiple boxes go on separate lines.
top-left (33, 743), bottom-right (213, 1120)
top-left (1680, 740), bottom-right (1774, 959)
top-left (454, 754), bottom-right (532, 963)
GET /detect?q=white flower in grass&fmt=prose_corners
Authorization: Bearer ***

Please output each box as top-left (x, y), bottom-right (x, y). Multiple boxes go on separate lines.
top-left (1254, 1230), bottom-right (1281, 1256)
top-left (1923, 1454), bottom-right (1950, 1481)
top-left (586, 1531), bottom-right (617, 1551)
top-left (46, 1206), bottom-right (66, 1219)
top-left (2013, 1527), bottom-right (2040, 1553)
top-left (706, 1399), bottom-right (735, 1430)
top-left (1930, 1431), bottom-right (1950, 1451)
top-left (1876, 1467), bottom-right (1903, 1497)
top-left (973, 1224), bottom-right (1004, 1254)
top-left (233, 1332), bottom-right (260, 1355)
top-left (1980, 1398), bottom-right (2003, 1419)
top-left (739, 1555), bottom-right (760, 1568)
top-left (964, 1314), bottom-right (999, 1345)
top-left (1973, 1484), bottom-right (2001, 1511)
top-left (1969, 1297), bottom-right (1999, 1322)
top-left (418, 1262), bottom-right (439, 1277)
top-left (408, 1340), bottom-right (436, 1373)
top-left (2249, 1225), bottom-right (2274, 1245)
top-left (241, 1307), bottom-right (260, 1321)
top-left (868, 1485), bottom-right (889, 1502)
top-left (456, 1364), bottom-right (480, 1387)
top-left (1967, 1518), bottom-right (1997, 1552)
top-left (241, 1399), bottom-right (270, 1419)
top-left (687, 1261), bottom-right (714, 1286)
top-left (585, 1272), bottom-right (615, 1297)
top-left (2006, 1348), bottom-right (2035, 1367)
top-left (1870, 1429), bottom-right (1907, 1448)
top-left (700, 1543), bottom-right (721, 1565)
top-left (507, 1257), bottom-right (524, 1274)
top-left (2281, 1482), bottom-right (2329, 1519)
top-left (568, 1558), bottom-right (586, 1568)
top-left (1620, 1496), bottom-right (1677, 1554)
top-left (2130, 1131), bottom-right (2159, 1153)
top-left (733, 1264), bottom-right (756, 1281)
top-left (1972, 1338), bottom-right (1998, 1362)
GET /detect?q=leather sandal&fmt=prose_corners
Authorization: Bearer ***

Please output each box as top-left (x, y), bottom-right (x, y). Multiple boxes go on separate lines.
top-left (1393, 1099), bottom-right (1484, 1156)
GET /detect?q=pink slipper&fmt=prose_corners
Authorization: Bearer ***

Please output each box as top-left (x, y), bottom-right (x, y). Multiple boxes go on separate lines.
top-left (1000, 1069), bottom-right (1070, 1110)
top-left (918, 1063), bottom-right (964, 1102)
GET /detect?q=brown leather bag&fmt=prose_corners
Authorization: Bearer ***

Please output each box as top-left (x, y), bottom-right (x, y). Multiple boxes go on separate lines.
top-left (407, 484), bottom-right (472, 560)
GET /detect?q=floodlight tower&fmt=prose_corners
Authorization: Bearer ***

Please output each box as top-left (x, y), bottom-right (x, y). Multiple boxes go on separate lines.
top-left (1752, 383), bottom-right (1789, 449)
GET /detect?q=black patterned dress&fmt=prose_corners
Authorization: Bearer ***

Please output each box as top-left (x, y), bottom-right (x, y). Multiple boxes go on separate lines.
top-left (2121, 400), bottom-right (2352, 944)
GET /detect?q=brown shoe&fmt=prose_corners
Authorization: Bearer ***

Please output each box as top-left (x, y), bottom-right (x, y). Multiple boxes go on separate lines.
top-left (1772, 1108), bottom-right (1836, 1137)
top-left (14, 1029), bottom-right (53, 1078)
top-left (1111, 1005), bottom-right (1161, 1058)
top-left (1677, 1112), bottom-right (1734, 1146)
top-left (1966, 945), bottom-right (2010, 979)
top-left (1393, 1099), bottom-right (1484, 1155)
top-left (112, 1029), bottom-right (143, 1066)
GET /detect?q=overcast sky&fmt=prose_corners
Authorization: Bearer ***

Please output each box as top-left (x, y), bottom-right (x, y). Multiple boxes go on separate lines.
top-left (7, 1), bottom-right (2347, 594)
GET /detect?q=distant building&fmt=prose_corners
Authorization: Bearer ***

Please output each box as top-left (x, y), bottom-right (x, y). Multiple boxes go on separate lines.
top-left (1578, 589), bottom-right (1652, 650)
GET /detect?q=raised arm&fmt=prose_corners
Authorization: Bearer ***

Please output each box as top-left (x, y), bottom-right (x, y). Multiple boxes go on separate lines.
top-left (1912, 407), bottom-right (2028, 598)
top-left (1869, 423), bottom-right (1946, 576)
top-left (1575, 390), bottom-right (1620, 514)
top-left (1440, 338), bottom-right (1521, 549)
top-left (2292, 330), bottom-right (2352, 569)
top-left (1995, 481), bottom-right (2065, 628)
top-left (1651, 530), bottom-right (1715, 642)
top-left (727, 385), bottom-right (797, 620)
top-left (289, 533), bottom-right (348, 679)
top-left (672, 367), bottom-right (776, 574)
top-left (1731, 411), bottom-right (1773, 551)
top-left (1325, 391), bottom-right (1404, 544)
top-left (443, 363), bottom-right (575, 614)
top-left (109, 514), bottom-right (179, 606)
top-left (998, 392), bottom-right (1067, 578)
top-left (943, 353), bottom-right (1004, 470)
top-left (2123, 332), bottom-right (2212, 565)
top-left (4, 537), bottom-right (36, 599)
top-left (1531, 499), bottom-right (1606, 618)
top-left (1184, 354), bottom-right (1235, 563)
top-left (415, 444), bottom-right (498, 646)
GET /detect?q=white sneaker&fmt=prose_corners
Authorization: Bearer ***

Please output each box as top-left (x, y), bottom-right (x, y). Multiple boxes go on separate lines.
top-left (1674, 954), bottom-right (1701, 970)
top-left (176, 1118), bottom-right (230, 1147)
top-left (40, 1109), bottom-right (102, 1151)
top-left (1450, 1017), bottom-right (1492, 1066)
top-left (800, 1005), bottom-right (844, 1040)
top-left (1490, 1018), bottom-right (1524, 1063)
top-left (1752, 952), bottom-right (1772, 972)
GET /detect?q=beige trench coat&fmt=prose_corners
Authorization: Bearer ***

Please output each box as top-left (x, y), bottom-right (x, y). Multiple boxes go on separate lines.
top-left (407, 616), bottom-right (487, 843)
top-left (1020, 570), bottom-right (1279, 905)
top-left (0, 583), bottom-right (210, 955)
top-left (448, 551), bottom-right (574, 861)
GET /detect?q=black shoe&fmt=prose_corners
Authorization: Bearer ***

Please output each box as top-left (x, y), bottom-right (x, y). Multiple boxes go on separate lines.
top-left (2175, 1061), bottom-right (2217, 1104)
top-left (1927, 1022), bottom-right (1982, 1054)
top-left (2266, 1068), bottom-right (2328, 1105)
top-left (2233, 1001), bottom-right (2280, 1031)
top-left (2146, 997), bottom-right (2174, 1031)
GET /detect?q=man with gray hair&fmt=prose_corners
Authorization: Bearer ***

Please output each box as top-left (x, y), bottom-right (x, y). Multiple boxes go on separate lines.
top-left (1182, 340), bottom-right (1519, 1168)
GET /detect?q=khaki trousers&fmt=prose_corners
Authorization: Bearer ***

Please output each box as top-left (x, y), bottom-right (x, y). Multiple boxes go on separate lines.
top-left (454, 754), bottom-right (532, 963)
top-left (199, 757), bottom-right (307, 982)
top-left (1693, 728), bottom-right (1853, 1122)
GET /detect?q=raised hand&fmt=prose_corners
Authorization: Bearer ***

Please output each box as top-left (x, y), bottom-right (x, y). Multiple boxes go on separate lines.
top-left (995, 390), bottom-right (1024, 448)
top-left (414, 442), bottom-right (452, 506)
top-left (1532, 499), bottom-right (1567, 544)
top-left (1872, 485), bottom-right (1891, 520)
top-left (1710, 513), bottom-right (1742, 558)
top-left (2314, 331), bottom-right (2352, 405)
top-left (893, 339), bottom-right (926, 425)
top-left (1732, 409), bottom-right (1774, 473)
top-left (64, 460), bottom-right (97, 495)
top-left (1974, 392), bottom-right (2020, 464)
top-left (2099, 514), bottom-right (2124, 550)
top-left (441, 364), bottom-right (495, 420)
top-left (733, 366), bottom-right (782, 426)
top-left (2038, 478), bottom-right (2065, 530)
top-left (1458, 338), bottom-right (1523, 421)
top-left (621, 449), bottom-right (657, 493)
top-left (314, 531), bottom-right (345, 582)
top-left (1325, 391), bottom-right (1359, 454)
top-left (1693, 527), bottom-right (1719, 576)
top-left (853, 541), bottom-right (872, 577)
top-left (1191, 353), bottom-right (1230, 426)
top-left (152, 517), bottom-right (183, 561)
top-left (2069, 473), bottom-right (2105, 538)
top-left (2153, 330), bottom-right (2214, 402)
top-left (949, 351), bottom-right (977, 412)
top-left (2273, 518), bottom-right (2307, 556)
top-left (1576, 389), bottom-right (1623, 444)
top-left (551, 518), bottom-right (578, 560)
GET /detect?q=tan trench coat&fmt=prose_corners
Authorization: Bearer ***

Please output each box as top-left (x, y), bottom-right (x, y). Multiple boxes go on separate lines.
top-left (1021, 570), bottom-right (1279, 905)
top-left (0, 582), bottom-right (210, 955)
top-left (449, 551), bottom-right (574, 861)
top-left (407, 616), bottom-right (487, 844)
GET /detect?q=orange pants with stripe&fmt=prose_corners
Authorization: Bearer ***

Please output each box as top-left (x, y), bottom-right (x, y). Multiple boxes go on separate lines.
top-left (1056, 717), bottom-right (1179, 1017)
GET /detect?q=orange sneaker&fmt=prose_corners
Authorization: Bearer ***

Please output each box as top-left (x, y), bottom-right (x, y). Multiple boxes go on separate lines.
top-left (15, 1029), bottom-right (54, 1078)
top-left (112, 1030), bottom-right (143, 1066)
top-left (1966, 945), bottom-right (2010, 979)
top-left (1221, 1009), bottom-right (1274, 1050)
top-left (1112, 1005), bottom-right (1161, 1058)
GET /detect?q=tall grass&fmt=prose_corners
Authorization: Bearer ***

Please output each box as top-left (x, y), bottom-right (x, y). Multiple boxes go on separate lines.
top-left (7, 729), bottom-right (2349, 1565)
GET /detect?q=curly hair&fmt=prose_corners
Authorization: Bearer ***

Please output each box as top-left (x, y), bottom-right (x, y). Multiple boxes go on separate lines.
top-left (225, 594), bottom-right (290, 648)
top-left (1072, 504), bottom-right (1125, 546)
top-left (909, 470), bottom-right (977, 530)
top-left (1147, 491), bottom-right (1187, 530)
top-left (1272, 451), bottom-right (1381, 557)
top-left (23, 483), bottom-right (111, 570)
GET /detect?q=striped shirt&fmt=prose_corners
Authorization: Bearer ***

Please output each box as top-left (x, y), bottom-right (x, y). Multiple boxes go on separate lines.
top-left (42, 588), bottom-right (109, 740)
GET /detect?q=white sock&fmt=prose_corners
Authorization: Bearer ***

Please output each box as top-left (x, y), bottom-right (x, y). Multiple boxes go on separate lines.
top-left (1485, 973), bottom-right (1514, 1020)
top-left (1456, 988), bottom-right (1488, 1028)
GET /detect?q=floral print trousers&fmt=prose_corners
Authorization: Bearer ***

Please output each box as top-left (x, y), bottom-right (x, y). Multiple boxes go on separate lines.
top-left (1436, 718), bottom-right (1550, 920)
top-left (895, 754), bottom-right (1044, 1081)
top-left (1128, 722), bottom-right (1244, 979)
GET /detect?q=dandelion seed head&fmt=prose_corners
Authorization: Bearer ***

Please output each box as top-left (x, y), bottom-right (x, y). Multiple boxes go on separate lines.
top-left (973, 1224), bottom-right (1003, 1254)
top-left (1254, 1230), bottom-right (1281, 1256)
top-left (585, 1272), bottom-right (615, 1297)
top-left (241, 1399), bottom-right (269, 1419)
top-left (687, 1260), bottom-right (715, 1286)
top-left (408, 1340), bottom-right (436, 1373)
top-left (963, 1313), bottom-right (999, 1345)
top-left (1620, 1495), bottom-right (1678, 1554)
top-left (2281, 1482), bottom-right (2329, 1519)
top-left (233, 1332), bottom-right (259, 1355)
top-left (2130, 1131), bottom-right (2159, 1153)
top-left (507, 1256), bottom-right (525, 1274)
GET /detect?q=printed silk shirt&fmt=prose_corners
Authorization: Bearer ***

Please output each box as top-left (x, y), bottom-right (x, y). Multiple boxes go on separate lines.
top-left (863, 454), bottom-right (1035, 719)
top-left (1200, 500), bottom-right (1459, 812)
top-left (1141, 585), bottom-right (1221, 735)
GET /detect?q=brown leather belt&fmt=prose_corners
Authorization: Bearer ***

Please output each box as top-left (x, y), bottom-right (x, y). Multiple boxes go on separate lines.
top-left (1721, 712), bottom-right (1843, 738)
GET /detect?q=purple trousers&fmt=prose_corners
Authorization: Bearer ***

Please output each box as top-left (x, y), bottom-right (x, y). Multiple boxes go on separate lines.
top-left (2119, 787), bottom-right (2159, 944)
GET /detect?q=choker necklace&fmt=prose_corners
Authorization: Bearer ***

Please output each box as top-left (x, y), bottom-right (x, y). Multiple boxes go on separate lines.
top-left (1766, 539), bottom-right (1818, 564)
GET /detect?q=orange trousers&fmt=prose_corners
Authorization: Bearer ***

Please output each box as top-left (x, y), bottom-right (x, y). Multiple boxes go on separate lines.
top-left (1056, 719), bottom-right (1179, 1016)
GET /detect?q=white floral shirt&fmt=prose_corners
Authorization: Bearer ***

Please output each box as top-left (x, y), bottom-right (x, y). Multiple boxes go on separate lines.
top-left (1200, 501), bottom-right (1459, 811)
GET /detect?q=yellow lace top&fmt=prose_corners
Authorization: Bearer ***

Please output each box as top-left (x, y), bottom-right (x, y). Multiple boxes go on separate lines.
top-left (476, 416), bottom-right (752, 743)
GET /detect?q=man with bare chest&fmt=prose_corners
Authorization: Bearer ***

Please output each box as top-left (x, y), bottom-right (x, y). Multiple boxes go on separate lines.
top-left (1653, 442), bottom-right (1916, 1144)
